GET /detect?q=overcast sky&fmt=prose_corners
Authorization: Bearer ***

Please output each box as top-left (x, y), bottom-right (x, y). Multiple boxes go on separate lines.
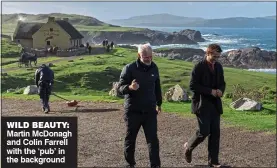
top-left (2, 2), bottom-right (276, 21)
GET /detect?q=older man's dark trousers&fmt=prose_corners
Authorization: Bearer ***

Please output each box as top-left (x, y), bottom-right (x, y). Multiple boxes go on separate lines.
top-left (187, 104), bottom-right (221, 164)
top-left (38, 82), bottom-right (52, 110)
top-left (124, 110), bottom-right (160, 167)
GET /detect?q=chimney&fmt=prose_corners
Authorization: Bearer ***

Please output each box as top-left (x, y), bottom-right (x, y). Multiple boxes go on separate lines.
top-left (48, 17), bottom-right (55, 22)
top-left (63, 18), bottom-right (69, 22)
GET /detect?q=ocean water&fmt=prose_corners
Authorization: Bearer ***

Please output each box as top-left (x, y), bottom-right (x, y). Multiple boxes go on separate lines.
top-left (141, 26), bottom-right (276, 52)
top-left (123, 26), bottom-right (276, 74)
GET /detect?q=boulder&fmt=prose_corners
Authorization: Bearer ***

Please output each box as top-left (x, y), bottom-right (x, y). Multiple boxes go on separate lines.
top-left (177, 29), bottom-right (205, 42)
top-left (164, 84), bottom-right (188, 102)
top-left (7, 88), bottom-right (16, 93)
top-left (109, 82), bottom-right (123, 98)
top-left (23, 85), bottom-right (38, 95)
top-left (230, 98), bottom-right (262, 111)
top-left (47, 63), bottom-right (54, 67)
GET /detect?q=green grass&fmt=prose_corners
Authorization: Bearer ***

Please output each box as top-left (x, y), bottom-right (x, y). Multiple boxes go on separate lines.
top-left (1, 24), bottom-right (16, 36)
top-left (1, 37), bottom-right (22, 57)
top-left (1, 47), bottom-right (276, 133)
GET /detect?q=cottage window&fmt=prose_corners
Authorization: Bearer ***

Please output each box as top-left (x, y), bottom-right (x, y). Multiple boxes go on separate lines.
top-left (50, 28), bottom-right (53, 32)
top-left (47, 41), bottom-right (51, 45)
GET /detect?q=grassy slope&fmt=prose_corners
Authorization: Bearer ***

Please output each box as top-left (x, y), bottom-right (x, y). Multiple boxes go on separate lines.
top-left (1, 37), bottom-right (22, 57)
top-left (2, 13), bottom-right (146, 36)
top-left (1, 47), bottom-right (276, 133)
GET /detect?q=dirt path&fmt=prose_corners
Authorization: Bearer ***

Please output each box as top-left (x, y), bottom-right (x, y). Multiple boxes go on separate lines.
top-left (2, 99), bottom-right (276, 167)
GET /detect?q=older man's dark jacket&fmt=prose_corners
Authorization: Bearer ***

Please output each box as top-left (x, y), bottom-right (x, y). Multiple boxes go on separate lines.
top-left (117, 59), bottom-right (162, 113)
top-left (189, 60), bottom-right (226, 114)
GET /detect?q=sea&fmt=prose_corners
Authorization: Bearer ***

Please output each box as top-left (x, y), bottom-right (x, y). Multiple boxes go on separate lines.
top-left (123, 26), bottom-right (277, 74)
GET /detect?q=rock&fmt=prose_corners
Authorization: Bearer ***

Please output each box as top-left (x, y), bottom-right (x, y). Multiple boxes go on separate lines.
top-left (185, 55), bottom-right (204, 63)
top-left (177, 29), bottom-right (205, 42)
top-left (154, 48), bottom-right (205, 60)
top-left (230, 98), bottom-right (262, 111)
top-left (154, 47), bottom-right (276, 69)
top-left (220, 47), bottom-right (276, 69)
top-left (164, 84), bottom-right (188, 102)
top-left (23, 85), bottom-right (38, 95)
top-left (47, 63), bottom-right (54, 67)
top-left (7, 89), bottom-right (16, 93)
top-left (108, 82), bottom-right (123, 98)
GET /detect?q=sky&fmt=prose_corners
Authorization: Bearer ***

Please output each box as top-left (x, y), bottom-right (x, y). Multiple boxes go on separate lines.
top-left (2, 1), bottom-right (276, 22)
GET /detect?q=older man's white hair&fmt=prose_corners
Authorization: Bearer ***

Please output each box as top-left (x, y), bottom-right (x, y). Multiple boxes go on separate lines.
top-left (138, 43), bottom-right (152, 54)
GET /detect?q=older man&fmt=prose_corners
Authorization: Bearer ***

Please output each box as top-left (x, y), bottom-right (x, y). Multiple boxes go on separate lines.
top-left (117, 43), bottom-right (162, 168)
top-left (184, 44), bottom-right (226, 167)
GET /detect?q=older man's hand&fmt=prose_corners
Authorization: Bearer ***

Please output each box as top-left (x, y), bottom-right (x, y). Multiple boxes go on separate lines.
top-left (129, 79), bottom-right (139, 91)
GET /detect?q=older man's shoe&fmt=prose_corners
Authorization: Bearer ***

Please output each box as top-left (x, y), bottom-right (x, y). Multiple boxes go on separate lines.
top-left (209, 163), bottom-right (222, 167)
top-left (184, 142), bottom-right (192, 163)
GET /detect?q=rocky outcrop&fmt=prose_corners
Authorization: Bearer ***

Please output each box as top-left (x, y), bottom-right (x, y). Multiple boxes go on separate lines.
top-left (230, 98), bottom-right (262, 111)
top-left (220, 47), bottom-right (276, 69)
top-left (175, 29), bottom-right (205, 42)
top-left (81, 29), bottom-right (205, 45)
top-left (154, 48), bottom-right (205, 60)
top-left (154, 47), bottom-right (276, 69)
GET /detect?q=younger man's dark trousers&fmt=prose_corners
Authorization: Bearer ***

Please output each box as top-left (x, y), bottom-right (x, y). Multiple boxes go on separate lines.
top-left (187, 104), bottom-right (221, 164)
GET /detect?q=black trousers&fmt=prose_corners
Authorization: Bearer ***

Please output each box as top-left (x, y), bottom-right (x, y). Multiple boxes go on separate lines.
top-left (187, 105), bottom-right (221, 164)
top-left (38, 82), bottom-right (52, 109)
top-left (124, 110), bottom-right (160, 167)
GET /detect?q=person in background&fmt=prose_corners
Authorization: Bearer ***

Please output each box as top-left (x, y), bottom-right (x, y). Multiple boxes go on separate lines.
top-left (35, 64), bottom-right (54, 113)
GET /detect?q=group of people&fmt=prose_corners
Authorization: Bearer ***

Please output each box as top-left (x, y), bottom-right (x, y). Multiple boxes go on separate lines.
top-left (102, 39), bottom-right (114, 52)
top-left (34, 42), bottom-right (226, 167)
top-left (117, 43), bottom-right (225, 168)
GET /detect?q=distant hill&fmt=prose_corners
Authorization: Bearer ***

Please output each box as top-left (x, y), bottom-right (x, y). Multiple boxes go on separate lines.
top-left (107, 13), bottom-right (276, 28)
top-left (108, 13), bottom-right (205, 27)
top-left (2, 13), bottom-right (117, 26)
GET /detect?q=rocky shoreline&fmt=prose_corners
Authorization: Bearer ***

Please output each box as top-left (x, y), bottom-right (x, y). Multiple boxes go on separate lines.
top-left (80, 27), bottom-right (275, 69)
top-left (80, 29), bottom-right (204, 45)
top-left (153, 47), bottom-right (276, 69)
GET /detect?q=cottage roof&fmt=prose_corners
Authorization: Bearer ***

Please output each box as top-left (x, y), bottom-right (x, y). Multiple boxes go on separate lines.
top-left (13, 20), bottom-right (83, 39)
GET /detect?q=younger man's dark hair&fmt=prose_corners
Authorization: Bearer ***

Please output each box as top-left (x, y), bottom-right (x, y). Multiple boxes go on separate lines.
top-left (206, 44), bottom-right (222, 54)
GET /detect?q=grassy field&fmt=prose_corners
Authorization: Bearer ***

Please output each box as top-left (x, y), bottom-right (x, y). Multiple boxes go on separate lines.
top-left (1, 47), bottom-right (276, 133)
top-left (1, 37), bottom-right (22, 57)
